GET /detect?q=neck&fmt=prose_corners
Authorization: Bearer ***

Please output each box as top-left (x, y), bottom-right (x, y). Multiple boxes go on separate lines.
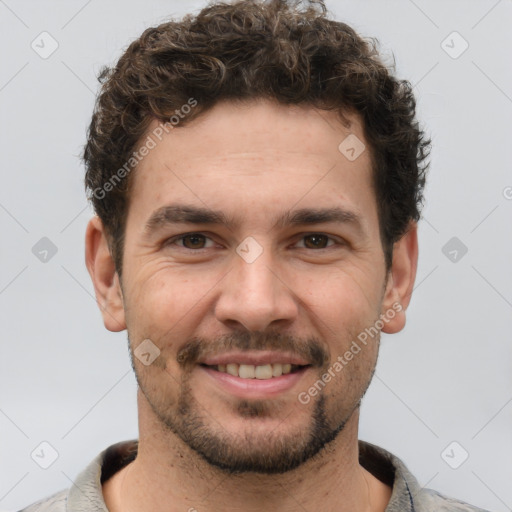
top-left (103, 393), bottom-right (391, 512)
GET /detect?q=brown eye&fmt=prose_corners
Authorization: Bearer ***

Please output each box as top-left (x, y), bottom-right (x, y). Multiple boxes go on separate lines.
top-left (164, 232), bottom-right (217, 252)
top-left (181, 234), bottom-right (207, 249)
top-left (302, 234), bottom-right (331, 249)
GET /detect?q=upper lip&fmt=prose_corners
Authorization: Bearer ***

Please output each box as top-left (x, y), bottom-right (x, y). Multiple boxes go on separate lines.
top-left (199, 350), bottom-right (311, 366)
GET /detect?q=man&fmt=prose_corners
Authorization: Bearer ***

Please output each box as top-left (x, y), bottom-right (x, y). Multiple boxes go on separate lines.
top-left (20, 0), bottom-right (491, 510)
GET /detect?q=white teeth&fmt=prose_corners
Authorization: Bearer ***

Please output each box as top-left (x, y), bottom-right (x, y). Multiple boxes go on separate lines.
top-left (255, 364), bottom-right (273, 379)
top-left (239, 364), bottom-right (255, 379)
top-left (226, 363), bottom-right (239, 376)
top-left (272, 363), bottom-right (283, 377)
top-left (214, 362), bottom-right (301, 379)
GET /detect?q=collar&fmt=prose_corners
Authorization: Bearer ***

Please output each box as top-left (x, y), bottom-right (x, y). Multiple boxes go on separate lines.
top-left (66, 439), bottom-right (422, 511)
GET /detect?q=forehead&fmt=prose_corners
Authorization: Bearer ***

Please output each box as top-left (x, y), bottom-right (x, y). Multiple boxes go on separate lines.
top-left (127, 99), bottom-right (376, 231)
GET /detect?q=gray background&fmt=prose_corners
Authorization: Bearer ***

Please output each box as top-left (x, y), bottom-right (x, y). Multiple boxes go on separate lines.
top-left (1, 0), bottom-right (511, 510)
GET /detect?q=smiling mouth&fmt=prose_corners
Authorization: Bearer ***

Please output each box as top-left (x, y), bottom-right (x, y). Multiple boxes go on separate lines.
top-left (200, 363), bottom-right (310, 380)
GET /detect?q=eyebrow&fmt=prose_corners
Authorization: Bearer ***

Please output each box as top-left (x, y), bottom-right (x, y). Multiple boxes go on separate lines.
top-left (143, 204), bottom-right (364, 236)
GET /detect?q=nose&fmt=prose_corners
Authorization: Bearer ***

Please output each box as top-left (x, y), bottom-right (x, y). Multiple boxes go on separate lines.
top-left (214, 246), bottom-right (299, 332)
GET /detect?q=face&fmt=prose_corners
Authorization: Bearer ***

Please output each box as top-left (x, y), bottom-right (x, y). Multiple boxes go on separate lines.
top-left (87, 99), bottom-right (416, 474)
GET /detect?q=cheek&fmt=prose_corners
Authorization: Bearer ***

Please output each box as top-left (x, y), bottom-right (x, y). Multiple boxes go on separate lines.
top-left (300, 269), bottom-right (381, 328)
top-left (123, 268), bottom-right (220, 378)
top-left (314, 321), bottom-right (380, 416)
top-left (125, 269), bottom-right (210, 332)
top-left (299, 271), bottom-right (382, 385)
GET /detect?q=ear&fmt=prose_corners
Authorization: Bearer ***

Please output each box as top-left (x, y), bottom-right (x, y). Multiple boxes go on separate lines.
top-left (380, 221), bottom-right (418, 334)
top-left (85, 216), bottom-right (126, 332)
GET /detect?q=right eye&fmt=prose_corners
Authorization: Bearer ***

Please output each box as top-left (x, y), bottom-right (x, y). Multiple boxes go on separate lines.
top-left (164, 233), bottom-right (217, 251)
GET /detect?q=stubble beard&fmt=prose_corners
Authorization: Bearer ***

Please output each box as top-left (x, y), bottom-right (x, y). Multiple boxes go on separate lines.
top-left (134, 362), bottom-right (373, 475)
top-left (129, 328), bottom-right (378, 475)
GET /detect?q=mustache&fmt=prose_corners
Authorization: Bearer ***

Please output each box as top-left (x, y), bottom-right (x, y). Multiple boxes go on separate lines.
top-left (176, 331), bottom-right (329, 369)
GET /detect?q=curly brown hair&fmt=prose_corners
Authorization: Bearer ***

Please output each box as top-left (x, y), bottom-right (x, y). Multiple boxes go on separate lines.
top-left (83, 0), bottom-right (430, 277)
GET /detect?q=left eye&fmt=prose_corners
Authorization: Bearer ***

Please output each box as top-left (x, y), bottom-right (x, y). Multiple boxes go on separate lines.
top-left (167, 233), bottom-right (337, 250)
top-left (295, 234), bottom-right (336, 249)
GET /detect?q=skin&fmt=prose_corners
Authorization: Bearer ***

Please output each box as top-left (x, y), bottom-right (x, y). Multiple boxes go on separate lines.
top-left (86, 99), bottom-right (418, 512)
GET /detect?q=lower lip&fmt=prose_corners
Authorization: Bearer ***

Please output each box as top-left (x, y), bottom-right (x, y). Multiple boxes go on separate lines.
top-left (199, 365), bottom-right (310, 399)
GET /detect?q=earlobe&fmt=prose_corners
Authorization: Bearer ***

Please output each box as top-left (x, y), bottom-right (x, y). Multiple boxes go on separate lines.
top-left (85, 216), bottom-right (126, 332)
top-left (380, 222), bottom-right (418, 335)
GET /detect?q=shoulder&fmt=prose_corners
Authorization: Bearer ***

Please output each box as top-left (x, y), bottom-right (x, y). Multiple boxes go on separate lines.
top-left (17, 489), bottom-right (67, 512)
top-left (417, 488), bottom-right (493, 512)
top-left (16, 439), bottom-right (138, 512)
top-left (358, 440), bottom-right (493, 512)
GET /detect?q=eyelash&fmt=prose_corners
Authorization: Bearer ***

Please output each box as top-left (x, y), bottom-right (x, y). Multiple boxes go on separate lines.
top-left (164, 232), bottom-right (344, 251)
